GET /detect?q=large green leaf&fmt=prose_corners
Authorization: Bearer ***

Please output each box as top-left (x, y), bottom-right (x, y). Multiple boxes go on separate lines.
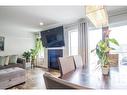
top-left (108, 38), bottom-right (119, 46)
top-left (104, 47), bottom-right (112, 52)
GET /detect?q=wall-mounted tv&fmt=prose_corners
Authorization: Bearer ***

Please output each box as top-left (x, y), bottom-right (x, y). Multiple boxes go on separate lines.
top-left (41, 26), bottom-right (65, 48)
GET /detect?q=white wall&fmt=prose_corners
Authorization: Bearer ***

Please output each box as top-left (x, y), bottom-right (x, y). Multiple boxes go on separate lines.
top-left (0, 29), bottom-right (35, 56)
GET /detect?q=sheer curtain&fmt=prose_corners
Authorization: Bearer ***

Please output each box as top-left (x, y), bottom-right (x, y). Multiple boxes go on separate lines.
top-left (78, 20), bottom-right (88, 66)
top-left (63, 27), bottom-right (69, 57)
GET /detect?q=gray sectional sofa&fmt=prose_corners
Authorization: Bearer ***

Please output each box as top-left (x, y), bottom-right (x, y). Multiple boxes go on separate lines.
top-left (0, 58), bottom-right (26, 70)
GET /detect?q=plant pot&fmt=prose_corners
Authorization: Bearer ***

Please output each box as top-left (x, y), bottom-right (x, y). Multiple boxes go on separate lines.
top-left (31, 59), bottom-right (36, 66)
top-left (102, 65), bottom-right (110, 75)
top-left (26, 58), bottom-right (30, 62)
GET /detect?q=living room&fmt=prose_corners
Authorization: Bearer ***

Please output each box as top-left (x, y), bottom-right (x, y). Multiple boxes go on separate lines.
top-left (1, 1), bottom-right (127, 94)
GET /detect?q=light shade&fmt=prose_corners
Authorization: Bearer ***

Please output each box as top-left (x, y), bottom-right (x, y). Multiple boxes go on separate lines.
top-left (86, 6), bottom-right (109, 28)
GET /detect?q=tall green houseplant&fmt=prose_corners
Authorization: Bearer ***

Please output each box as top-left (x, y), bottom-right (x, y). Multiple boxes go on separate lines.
top-left (91, 30), bottom-right (119, 75)
top-left (96, 38), bottom-right (119, 67)
top-left (31, 37), bottom-right (43, 61)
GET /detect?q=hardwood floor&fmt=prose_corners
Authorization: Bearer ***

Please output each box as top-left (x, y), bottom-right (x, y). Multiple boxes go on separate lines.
top-left (9, 67), bottom-right (60, 89)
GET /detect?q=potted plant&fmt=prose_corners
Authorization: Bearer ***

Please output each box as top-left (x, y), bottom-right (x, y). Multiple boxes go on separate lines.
top-left (91, 30), bottom-right (119, 75)
top-left (30, 49), bottom-right (37, 66)
top-left (22, 51), bottom-right (31, 62)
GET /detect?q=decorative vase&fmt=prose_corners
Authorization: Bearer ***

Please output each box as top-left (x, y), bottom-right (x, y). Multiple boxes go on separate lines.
top-left (101, 65), bottom-right (110, 75)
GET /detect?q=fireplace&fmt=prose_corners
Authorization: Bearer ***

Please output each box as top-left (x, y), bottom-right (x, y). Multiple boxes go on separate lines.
top-left (48, 49), bottom-right (63, 69)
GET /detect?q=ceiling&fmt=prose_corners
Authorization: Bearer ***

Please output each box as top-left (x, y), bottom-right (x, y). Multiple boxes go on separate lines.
top-left (0, 6), bottom-right (127, 33)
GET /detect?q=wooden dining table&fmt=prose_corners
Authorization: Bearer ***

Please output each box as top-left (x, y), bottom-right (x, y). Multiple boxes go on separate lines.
top-left (61, 64), bottom-right (127, 89)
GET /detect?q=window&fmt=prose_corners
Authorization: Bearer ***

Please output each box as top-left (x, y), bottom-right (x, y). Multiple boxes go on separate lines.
top-left (38, 49), bottom-right (44, 58)
top-left (109, 25), bottom-right (127, 63)
top-left (68, 29), bottom-right (78, 56)
top-left (110, 25), bottom-right (127, 53)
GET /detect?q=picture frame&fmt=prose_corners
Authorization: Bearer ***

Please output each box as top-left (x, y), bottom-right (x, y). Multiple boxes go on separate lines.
top-left (0, 36), bottom-right (5, 51)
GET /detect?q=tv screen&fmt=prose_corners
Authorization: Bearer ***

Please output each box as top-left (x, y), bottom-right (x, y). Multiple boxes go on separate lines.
top-left (41, 26), bottom-right (65, 48)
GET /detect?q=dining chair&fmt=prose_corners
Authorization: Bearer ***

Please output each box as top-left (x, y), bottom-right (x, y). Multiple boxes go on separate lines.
top-left (43, 72), bottom-right (92, 89)
top-left (58, 56), bottom-right (76, 77)
top-left (108, 54), bottom-right (119, 67)
top-left (73, 55), bottom-right (83, 68)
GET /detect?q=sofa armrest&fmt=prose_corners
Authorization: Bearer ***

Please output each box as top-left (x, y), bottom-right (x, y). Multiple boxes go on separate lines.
top-left (17, 58), bottom-right (26, 69)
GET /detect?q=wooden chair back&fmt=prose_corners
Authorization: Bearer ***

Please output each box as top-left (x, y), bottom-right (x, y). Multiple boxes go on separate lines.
top-left (58, 56), bottom-right (76, 77)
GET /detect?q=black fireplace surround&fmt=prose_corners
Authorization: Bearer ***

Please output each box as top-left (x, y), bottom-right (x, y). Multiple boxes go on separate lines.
top-left (48, 49), bottom-right (63, 69)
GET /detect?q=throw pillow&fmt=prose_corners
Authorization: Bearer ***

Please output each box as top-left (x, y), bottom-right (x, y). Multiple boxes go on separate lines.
top-left (4, 56), bottom-right (9, 65)
top-left (9, 55), bottom-right (18, 64)
top-left (0, 56), bottom-right (6, 66)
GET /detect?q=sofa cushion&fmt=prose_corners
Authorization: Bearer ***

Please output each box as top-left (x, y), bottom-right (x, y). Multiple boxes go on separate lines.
top-left (4, 56), bottom-right (9, 65)
top-left (0, 56), bottom-right (5, 66)
top-left (9, 55), bottom-right (18, 64)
